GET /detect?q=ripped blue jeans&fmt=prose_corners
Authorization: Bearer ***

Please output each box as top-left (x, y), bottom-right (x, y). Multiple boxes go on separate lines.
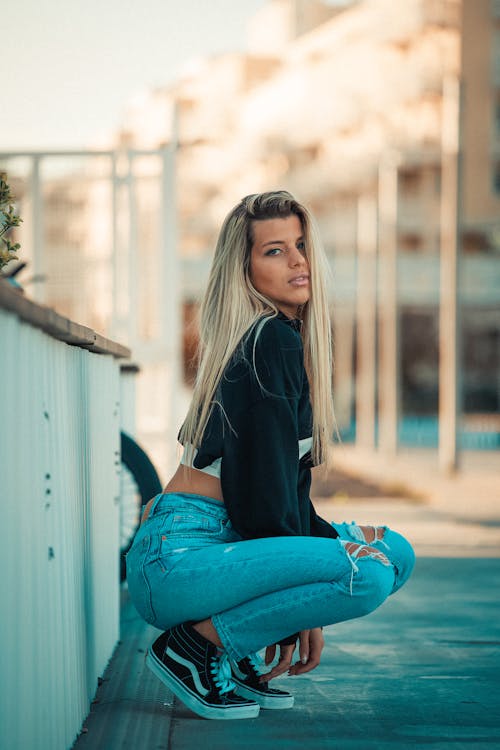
top-left (126, 493), bottom-right (415, 662)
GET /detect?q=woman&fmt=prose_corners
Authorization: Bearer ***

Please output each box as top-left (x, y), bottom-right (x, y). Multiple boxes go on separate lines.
top-left (126, 190), bottom-right (415, 721)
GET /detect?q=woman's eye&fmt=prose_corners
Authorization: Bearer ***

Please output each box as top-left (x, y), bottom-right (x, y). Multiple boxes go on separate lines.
top-left (297, 241), bottom-right (306, 254)
top-left (265, 247), bottom-right (282, 256)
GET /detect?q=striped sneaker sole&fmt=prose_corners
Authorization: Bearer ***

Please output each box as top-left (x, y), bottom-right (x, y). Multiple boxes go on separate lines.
top-left (146, 648), bottom-right (260, 720)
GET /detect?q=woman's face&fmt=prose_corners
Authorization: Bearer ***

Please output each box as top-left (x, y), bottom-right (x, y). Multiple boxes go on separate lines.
top-left (249, 214), bottom-right (310, 319)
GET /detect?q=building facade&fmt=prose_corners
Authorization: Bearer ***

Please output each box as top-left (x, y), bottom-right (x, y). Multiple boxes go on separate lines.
top-left (3, 0), bottom-right (499, 477)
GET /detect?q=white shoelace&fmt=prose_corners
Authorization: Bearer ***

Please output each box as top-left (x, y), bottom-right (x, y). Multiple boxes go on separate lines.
top-left (210, 651), bottom-right (236, 695)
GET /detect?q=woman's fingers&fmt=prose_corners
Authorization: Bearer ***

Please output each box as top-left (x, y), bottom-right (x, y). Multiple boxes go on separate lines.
top-left (259, 644), bottom-right (295, 682)
top-left (260, 629), bottom-right (325, 681)
top-left (288, 628), bottom-right (324, 676)
top-left (298, 629), bottom-right (310, 664)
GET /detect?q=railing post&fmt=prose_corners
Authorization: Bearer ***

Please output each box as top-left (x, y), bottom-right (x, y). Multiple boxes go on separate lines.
top-left (31, 155), bottom-right (44, 304)
top-left (377, 154), bottom-right (400, 455)
top-left (160, 133), bottom-right (182, 475)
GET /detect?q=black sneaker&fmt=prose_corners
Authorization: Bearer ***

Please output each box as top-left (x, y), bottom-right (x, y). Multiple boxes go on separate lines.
top-left (146, 623), bottom-right (260, 720)
top-left (231, 653), bottom-right (294, 709)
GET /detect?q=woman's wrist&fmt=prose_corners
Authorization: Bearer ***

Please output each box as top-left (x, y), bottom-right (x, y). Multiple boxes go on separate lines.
top-left (278, 633), bottom-right (299, 646)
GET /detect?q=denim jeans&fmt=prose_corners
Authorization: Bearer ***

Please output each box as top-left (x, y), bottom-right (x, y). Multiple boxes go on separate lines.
top-left (126, 493), bottom-right (415, 662)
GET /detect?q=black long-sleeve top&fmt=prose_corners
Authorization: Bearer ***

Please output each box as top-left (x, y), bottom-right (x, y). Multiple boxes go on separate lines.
top-left (181, 312), bottom-right (338, 542)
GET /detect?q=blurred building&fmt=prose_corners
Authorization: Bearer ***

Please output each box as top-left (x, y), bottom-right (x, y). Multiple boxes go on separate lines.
top-left (119, 0), bottom-right (496, 461)
top-left (3, 0), bottom-right (499, 478)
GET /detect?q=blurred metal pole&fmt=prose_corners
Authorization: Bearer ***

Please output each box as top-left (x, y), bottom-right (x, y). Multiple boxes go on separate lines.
top-left (31, 155), bottom-right (44, 303)
top-left (355, 194), bottom-right (377, 450)
top-left (160, 108), bottom-right (182, 475)
top-left (377, 155), bottom-right (400, 455)
top-left (110, 153), bottom-right (119, 340)
top-left (127, 152), bottom-right (139, 348)
top-left (439, 76), bottom-right (463, 474)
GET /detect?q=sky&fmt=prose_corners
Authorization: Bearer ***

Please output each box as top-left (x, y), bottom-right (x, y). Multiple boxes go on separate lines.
top-left (0, 0), bottom-right (267, 151)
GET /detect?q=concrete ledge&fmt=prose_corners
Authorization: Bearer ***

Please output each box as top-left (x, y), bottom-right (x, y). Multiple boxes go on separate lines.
top-left (0, 278), bottom-right (131, 359)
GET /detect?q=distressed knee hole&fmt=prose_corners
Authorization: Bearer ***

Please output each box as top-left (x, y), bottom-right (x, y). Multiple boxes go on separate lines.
top-left (345, 522), bottom-right (389, 549)
top-left (348, 523), bottom-right (386, 543)
top-left (342, 540), bottom-right (390, 566)
top-left (339, 540), bottom-right (391, 596)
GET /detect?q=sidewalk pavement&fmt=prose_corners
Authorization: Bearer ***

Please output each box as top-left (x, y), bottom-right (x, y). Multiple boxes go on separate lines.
top-left (73, 449), bottom-right (500, 749)
top-left (326, 445), bottom-right (500, 522)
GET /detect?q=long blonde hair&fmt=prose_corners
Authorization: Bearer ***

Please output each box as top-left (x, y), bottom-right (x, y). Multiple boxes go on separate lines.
top-left (179, 190), bottom-right (336, 466)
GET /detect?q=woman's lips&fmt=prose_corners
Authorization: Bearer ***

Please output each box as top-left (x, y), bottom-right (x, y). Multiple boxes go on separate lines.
top-left (289, 275), bottom-right (310, 287)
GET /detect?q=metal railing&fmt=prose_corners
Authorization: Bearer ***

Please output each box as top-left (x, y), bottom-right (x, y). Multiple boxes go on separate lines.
top-left (0, 146), bottom-right (181, 482)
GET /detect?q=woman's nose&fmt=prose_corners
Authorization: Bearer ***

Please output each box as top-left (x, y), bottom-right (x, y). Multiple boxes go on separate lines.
top-left (288, 247), bottom-right (307, 267)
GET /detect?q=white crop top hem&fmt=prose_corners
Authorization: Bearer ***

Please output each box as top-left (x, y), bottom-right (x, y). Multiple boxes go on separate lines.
top-left (180, 436), bottom-right (313, 479)
top-left (180, 443), bottom-right (222, 478)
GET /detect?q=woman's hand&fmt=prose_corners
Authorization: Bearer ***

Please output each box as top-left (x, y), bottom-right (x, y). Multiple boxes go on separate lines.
top-left (259, 628), bottom-right (325, 683)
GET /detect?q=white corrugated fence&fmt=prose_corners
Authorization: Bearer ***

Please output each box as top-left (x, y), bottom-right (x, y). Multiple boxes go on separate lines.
top-left (0, 283), bottom-right (131, 750)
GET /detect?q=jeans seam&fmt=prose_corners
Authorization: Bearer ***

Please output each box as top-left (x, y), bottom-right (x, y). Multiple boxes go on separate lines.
top-left (212, 612), bottom-right (240, 662)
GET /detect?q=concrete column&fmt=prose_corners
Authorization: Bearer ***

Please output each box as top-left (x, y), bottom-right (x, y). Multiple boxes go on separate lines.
top-left (377, 156), bottom-right (400, 455)
top-left (355, 194), bottom-right (378, 450)
top-left (439, 76), bottom-right (463, 474)
top-left (334, 303), bottom-right (355, 435)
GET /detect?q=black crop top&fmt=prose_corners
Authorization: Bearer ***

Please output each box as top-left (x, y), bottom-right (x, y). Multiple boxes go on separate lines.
top-left (180, 312), bottom-right (338, 542)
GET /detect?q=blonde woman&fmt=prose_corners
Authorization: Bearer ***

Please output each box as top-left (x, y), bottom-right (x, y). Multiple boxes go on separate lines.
top-left (126, 191), bottom-right (415, 721)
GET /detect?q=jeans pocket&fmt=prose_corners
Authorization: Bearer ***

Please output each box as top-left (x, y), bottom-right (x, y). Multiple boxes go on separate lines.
top-left (168, 511), bottom-right (224, 538)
